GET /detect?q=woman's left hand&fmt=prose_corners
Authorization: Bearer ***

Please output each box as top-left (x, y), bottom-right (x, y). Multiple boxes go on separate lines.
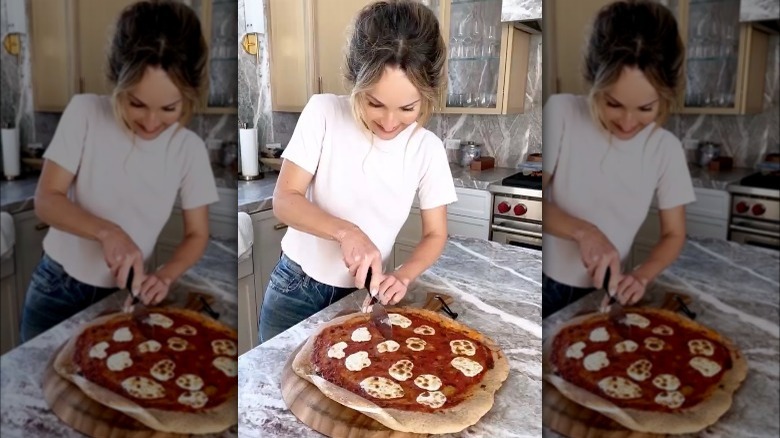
top-left (125, 273), bottom-right (172, 306)
top-left (375, 273), bottom-right (410, 305)
top-left (600, 273), bottom-right (648, 308)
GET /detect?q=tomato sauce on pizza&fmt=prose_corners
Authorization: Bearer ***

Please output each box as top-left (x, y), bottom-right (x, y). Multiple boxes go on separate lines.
top-left (311, 310), bottom-right (495, 411)
top-left (72, 309), bottom-right (238, 412)
top-left (550, 309), bottom-right (734, 411)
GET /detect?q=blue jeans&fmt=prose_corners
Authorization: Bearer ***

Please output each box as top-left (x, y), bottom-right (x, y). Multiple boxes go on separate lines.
top-left (542, 273), bottom-right (595, 319)
top-left (259, 254), bottom-right (357, 343)
top-left (20, 253), bottom-right (117, 343)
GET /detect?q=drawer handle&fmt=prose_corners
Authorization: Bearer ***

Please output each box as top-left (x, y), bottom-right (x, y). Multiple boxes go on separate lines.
top-left (35, 223), bottom-right (50, 231)
top-left (273, 223), bottom-right (288, 231)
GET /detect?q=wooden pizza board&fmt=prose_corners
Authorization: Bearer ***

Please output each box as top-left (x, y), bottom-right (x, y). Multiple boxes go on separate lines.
top-left (280, 292), bottom-right (455, 438)
top-left (42, 293), bottom-right (222, 438)
top-left (542, 292), bottom-right (694, 438)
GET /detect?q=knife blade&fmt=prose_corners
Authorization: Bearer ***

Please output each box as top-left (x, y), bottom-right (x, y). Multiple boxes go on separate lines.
top-left (364, 268), bottom-right (393, 340)
top-left (603, 267), bottom-right (626, 324)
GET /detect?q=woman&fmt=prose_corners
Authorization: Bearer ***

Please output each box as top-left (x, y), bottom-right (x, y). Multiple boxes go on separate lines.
top-left (542, 0), bottom-right (695, 318)
top-left (260, 0), bottom-right (456, 342)
top-left (20, 0), bottom-right (218, 342)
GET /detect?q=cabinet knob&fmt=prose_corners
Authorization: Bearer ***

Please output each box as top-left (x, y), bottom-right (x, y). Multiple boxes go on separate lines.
top-left (35, 222), bottom-right (50, 231)
top-left (273, 223), bottom-right (288, 231)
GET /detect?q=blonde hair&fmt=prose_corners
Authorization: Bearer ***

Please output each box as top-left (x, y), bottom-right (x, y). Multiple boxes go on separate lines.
top-left (107, 0), bottom-right (208, 131)
top-left (344, 0), bottom-right (446, 132)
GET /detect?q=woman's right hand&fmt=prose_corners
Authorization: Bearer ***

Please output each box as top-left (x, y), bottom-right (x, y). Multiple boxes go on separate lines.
top-left (575, 225), bottom-right (622, 293)
top-left (98, 226), bottom-right (145, 293)
top-left (339, 225), bottom-right (383, 293)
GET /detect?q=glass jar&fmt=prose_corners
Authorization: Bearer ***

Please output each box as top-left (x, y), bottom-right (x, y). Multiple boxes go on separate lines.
top-left (460, 141), bottom-right (482, 167)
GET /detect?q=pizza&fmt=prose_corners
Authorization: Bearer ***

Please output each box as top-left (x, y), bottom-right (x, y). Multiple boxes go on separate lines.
top-left (53, 308), bottom-right (238, 434)
top-left (543, 307), bottom-right (748, 434)
top-left (292, 307), bottom-right (510, 434)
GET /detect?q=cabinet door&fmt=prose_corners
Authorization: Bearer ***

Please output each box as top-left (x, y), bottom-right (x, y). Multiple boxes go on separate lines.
top-left (30, 0), bottom-right (76, 111)
top-left (76, 0), bottom-right (137, 95)
top-left (393, 243), bottom-right (416, 270)
top-left (237, 273), bottom-right (257, 355)
top-left (13, 210), bottom-right (49, 320)
top-left (1, 275), bottom-right (19, 355)
top-left (268, 0), bottom-right (312, 111)
top-left (251, 210), bottom-right (288, 319)
top-left (396, 208), bottom-right (423, 247)
top-left (447, 214), bottom-right (490, 239)
top-left (312, 0), bottom-right (373, 96)
top-left (198, 0), bottom-right (239, 112)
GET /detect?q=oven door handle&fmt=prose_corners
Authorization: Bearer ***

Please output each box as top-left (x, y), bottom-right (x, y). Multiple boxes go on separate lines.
top-left (491, 224), bottom-right (543, 239)
top-left (729, 224), bottom-right (780, 238)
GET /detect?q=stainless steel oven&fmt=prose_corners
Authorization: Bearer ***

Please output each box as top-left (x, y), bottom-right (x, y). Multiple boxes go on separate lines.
top-left (488, 175), bottom-right (543, 251)
top-left (728, 180), bottom-right (780, 251)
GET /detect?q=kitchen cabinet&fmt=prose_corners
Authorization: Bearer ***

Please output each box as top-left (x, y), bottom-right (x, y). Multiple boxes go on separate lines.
top-left (12, 210), bottom-right (49, 325)
top-left (250, 209), bottom-right (287, 322)
top-left (1, 257), bottom-right (18, 355)
top-left (238, 251), bottom-right (257, 355)
top-left (267, 0), bottom-right (531, 114)
top-left (630, 187), bottom-right (730, 267)
top-left (29, 0), bottom-right (237, 114)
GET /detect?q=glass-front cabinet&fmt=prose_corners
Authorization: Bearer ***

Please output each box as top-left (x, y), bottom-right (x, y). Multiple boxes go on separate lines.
top-left (190, 0), bottom-right (239, 114)
top-left (670, 0), bottom-right (770, 114)
top-left (421, 0), bottom-right (531, 114)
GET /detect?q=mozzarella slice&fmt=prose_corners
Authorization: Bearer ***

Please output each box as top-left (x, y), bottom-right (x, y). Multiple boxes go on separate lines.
top-left (624, 313), bottom-right (650, 328)
top-left (327, 341), bottom-right (348, 359)
top-left (689, 356), bottom-right (721, 377)
top-left (388, 313), bottom-right (412, 328)
top-left (122, 376), bottom-right (165, 399)
top-left (388, 359), bottom-right (414, 381)
top-left (652, 374), bottom-right (680, 391)
top-left (175, 325), bottom-right (197, 336)
top-left (627, 359), bottom-right (653, 382)
top-left (651, 325), bottom-right (674, 336)
top-left (167, 337), bottom-right (189, 352)
top-left (176, 374), bottom-right (204, 391)
top-left (655, 391), bottom-right (685, 409)
top-left (589, 327), bottom-right (609, 342)
top-left (416, 391), bottom-right (447, 408)
top-left (89, 341), bottom-right (109, 359)
top-left (451, 357), bottom-right (483, 377)
top-left (144, 313), bottom-right (174, 329)
top-left (565, 341), bottom-right (586, 359)
top-left (688, 339), bottom-right (715, 356)
top-left (377, 340), bottom-right (400, 353)
top-left (213, 356), bottom-right (237, 377)
top-left (137, 340), bottom-right (162, 354)
top-left (644, 337), bottom-right (665, 351)
top-left (212, 339), bottom-right (237, 356)
top-left (345, 351), bottom-right (371, 372)
top-left (613, 340), bottom-right (638, 354)
top-left (112, 327), bottom-right (133, 342)
top-left (405, 337), bottom-right (427, 352)
top-left (450, 339), bottom-right (476, 356)
top-left (351, 327), bottom-right (371, 342)
top-left (414, 374), bottom-right (442, 391)
top-left (178, 391), bottom-right (209, 409)
top-left (359, 376), bottom-right (404, 399)
top-left (598, 376), bottom-right (642, 399)
top-left (583, 351), bottom-right (609, 372)
top-left (107, 351), bottom-right (133, 372)
top-left (413, 325), bottom-right (436, 336)
top-left (150, 359), bottom-right (176, 381)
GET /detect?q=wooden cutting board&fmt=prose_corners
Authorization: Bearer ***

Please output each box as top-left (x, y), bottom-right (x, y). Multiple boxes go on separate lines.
top-left (280, 292), bottom-right (455, 438)
top-left (542, 292), bottom-right (693, 438)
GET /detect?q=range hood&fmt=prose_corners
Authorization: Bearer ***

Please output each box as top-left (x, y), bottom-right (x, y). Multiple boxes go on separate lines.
top-left (502, 0), bottom-right (542, 34)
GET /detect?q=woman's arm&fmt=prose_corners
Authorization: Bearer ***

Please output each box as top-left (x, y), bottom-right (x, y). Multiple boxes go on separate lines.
top-left (632, 205), bottom-right (686, 283)
top-left (35, 159), bottom-right (145, 290)
top-left (273, 159), bottom-right (384, 291)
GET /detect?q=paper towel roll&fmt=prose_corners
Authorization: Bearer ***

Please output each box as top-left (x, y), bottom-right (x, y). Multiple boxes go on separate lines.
top-left (239, 128), bottom-right (259, 177)
top-left (1, 128), bottom-right (20, 179)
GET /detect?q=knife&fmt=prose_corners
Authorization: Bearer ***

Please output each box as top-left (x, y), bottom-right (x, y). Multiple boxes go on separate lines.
top-left (364, 268), bottom-right (393, 340)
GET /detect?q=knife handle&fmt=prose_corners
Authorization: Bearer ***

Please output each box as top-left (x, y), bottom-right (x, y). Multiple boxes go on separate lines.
top-left (365, 267), bottom-right (377, 304)
top-left (603, 267), bottom-right (617, 305)
top-left (127, 267), bottom-right (140, 305)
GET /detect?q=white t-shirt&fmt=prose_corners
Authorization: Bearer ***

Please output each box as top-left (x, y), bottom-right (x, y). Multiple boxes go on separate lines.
top-left (42, 94), bottom-right (219, 288)
top-left (542, 94), bottom-right (695, 288)
top-left (280, 94), bottom-right (458, 287)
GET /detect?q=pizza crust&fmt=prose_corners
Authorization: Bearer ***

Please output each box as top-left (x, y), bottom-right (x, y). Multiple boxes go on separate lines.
top-left (53, 309), bottom-right (238, 434)
top-left (292, 308), bottom-right (510, 434)
top-left (543, 308), bottom-right (748, 434)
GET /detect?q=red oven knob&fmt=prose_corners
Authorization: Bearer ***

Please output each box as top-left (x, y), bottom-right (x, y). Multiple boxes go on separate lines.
top-left (736, 201), bottom-right (749, 214)
top-left (513, 203), bottom-right (528, 216)
top-left (497, 201), bottom-right (510, 214)
top-left (752, 203), bottom-right (766, 216)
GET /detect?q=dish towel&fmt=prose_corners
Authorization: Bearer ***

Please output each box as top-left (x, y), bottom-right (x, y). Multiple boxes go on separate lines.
top-left (0, 211), bottom-right (15, 260)
top-left (238, 212), bottom-right (253, 260)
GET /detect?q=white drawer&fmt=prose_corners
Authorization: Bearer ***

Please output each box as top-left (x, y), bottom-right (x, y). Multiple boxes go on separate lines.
top-left (688, 188), bottom-right (730, 220)
top-left (448, 187), bottom-right (491, 220)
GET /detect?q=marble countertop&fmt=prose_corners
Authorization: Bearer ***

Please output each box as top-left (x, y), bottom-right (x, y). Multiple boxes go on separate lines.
top-left (542, 237), bottom-right (780, 437)
top-left (0, 238), bottom-right (239, 438)
top-left (238, 236), bottom-right (543, 437)
top-left (688, 166), bottom-right (756, 190)
top-left (502, 0), bottom-right (542, 22)
top-left (236, 166), bottom-right (520, 214)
